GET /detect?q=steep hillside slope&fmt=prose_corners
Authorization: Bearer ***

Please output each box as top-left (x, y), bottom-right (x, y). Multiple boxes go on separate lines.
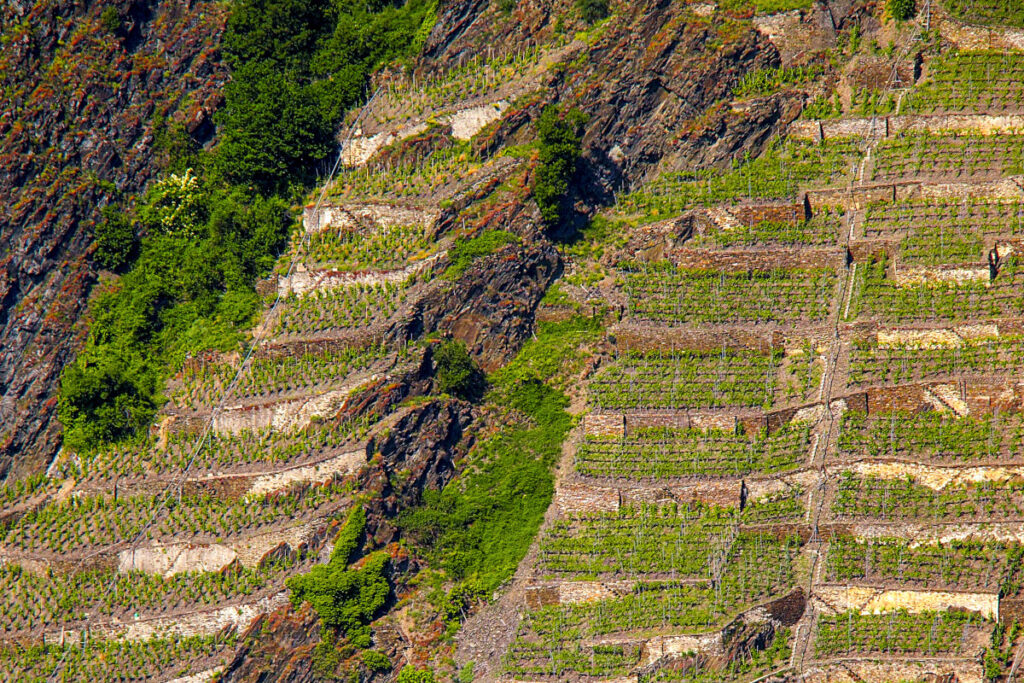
top-left (9, 0), bottom-right (1024, 682)
top-left (0, 0), bottom-right (227, 478)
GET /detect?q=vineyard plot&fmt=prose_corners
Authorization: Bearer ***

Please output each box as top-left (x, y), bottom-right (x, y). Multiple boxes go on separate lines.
top-left (814, 610), bottom-right (988, 657)
top-left (846, 335), bottom-right (1024, 386)
top-left (57, 412), bottom-right (377, 483)
top-left (831, 472), bottom-right (1024, 521)
top-left (536, 503), bottom-right (800, 578)
top-left (870, 133), bottom-right (1024, 182)
top-left (823, 536), bottom-right (1022, 593)
top-left (845, 255), bottom-right (1024, 323)
top-left (619, 261), bottom-right (838, 325)
top-left (302, 222), bottom-right (435, 272)
top-left (588, 349), bottom-right (782, 411)
top-left (0, 634), bottom-right (237, 683)
top-left (1, 481), bottom-right (348, 555)
top-left (690, 213), bottom-right (841, 248)
top-left (901, 51), bottom-right (1024, 114)
top-left (0, 552), bottom-right (307, 635)
top-left (838, 409), bottom-right (1024, 462)
top-left (274, 278), bottom-right (416, 337)
top-left (942, 0), bottom-right (1024, 29)
top-left (506, 561), bottom-right (796, 677)
top-left (862, 198), bottom-right (1024, 241)
top-left (366, 43), bottom-right (554, 128)
top-left (614, 138), bottom-right (864, 219)
top-left (330, 144), bottom-right (487, 201)
top-left (575, 422), bottom-right (811, 479)
top-left (169, 342), bottom-right (404, 411)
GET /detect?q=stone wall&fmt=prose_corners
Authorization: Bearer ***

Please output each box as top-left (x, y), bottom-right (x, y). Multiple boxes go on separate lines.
top-left (301, 202), bottom-right (439, 235)
top-left (523, 580), bottom-right (637, 608)
top-left (815, 585), bottom-right (999, 620)
top-left (853, 379), bottom-right (1024, 415)
top-left (731, 202), bottom-right (807, 225)
top-left (848, 460), bottom-right (1024, 491)
top-left (276, 254), bottom-right (438, 297)
top-left (555, 483), bottom-right (620, 514)
top-left (803, 660), bottom-right (984, 683)
top-left (640, 631), bottom-right (724, 667)
top-left (449, 101), bottom-right (509, 140)
top-left (790, 114), bottom-right (1024, 143)
top-left (667, 247), bottom-right (844, 271)
top-left (583, 413), bottom-right (625, 437)
top-left (938, 15), bottom-right (1024, 51)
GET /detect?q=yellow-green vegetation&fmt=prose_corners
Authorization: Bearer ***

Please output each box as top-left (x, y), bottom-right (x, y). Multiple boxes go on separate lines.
top-left (288, 506), bottom-right (389, 650)
top-left (398, 316), bottom-right (602, 595)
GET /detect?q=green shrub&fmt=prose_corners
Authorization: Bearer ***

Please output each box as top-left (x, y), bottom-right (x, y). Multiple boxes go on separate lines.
top-left (57, 355), bottom-right (156, 452)
top-left (433, 340), bottom-right (484, 401)
top-left (442, 230), bottom-right (520, 279)
top-left (887, 0), bottom-right (915, 20)
top-left (361, 650), bottom-right (391, 672)
top-left (92, 206), bottom-right (137, 272)
top-left (397, 666), bottom-right (436, 683)
top-left (575, 0), bottom-right (609, 23)
top-left (533, 106), bottom-right (588, 226)
top-left (287, 506), bottom-right (389, 646)
top-left (99, 6), bottom-right (120, 33)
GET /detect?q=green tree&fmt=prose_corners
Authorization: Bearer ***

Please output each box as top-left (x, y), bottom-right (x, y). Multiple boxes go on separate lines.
top-left (214, 63), bottom-right (334, 193)
top-left (533, 106), bottom-right (588, 227)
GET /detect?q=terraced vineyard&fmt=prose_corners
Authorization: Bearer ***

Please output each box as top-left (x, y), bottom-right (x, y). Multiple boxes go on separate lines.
top-left (0, 79), bottom-right (446, 677)
top-left (901, 51), bottom-right (1024, 114)
top-left (494, 7), bottom-right (1024, 681)
top-left (11, 2), bottom-right (1024, 681)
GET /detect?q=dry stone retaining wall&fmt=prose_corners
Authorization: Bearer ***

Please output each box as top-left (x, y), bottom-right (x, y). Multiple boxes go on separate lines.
top-left (301, 202), bottom-right (439, 235)
top-left (814, 585), bottom-right (998, 620)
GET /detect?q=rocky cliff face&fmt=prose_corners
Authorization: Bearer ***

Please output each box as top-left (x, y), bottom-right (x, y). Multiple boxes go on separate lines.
top-left (0, 0), bottom-right (226, 478)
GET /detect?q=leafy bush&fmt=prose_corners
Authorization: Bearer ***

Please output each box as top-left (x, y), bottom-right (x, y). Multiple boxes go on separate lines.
top-left (575, 0), bottom-right (610, 23)
top-left (397, 667), bottom-right (437, 683)
top-left (442, 230), bottom-right (520, 279)
top-left (433, 340), bottom-right (484, 401)
top-left (60, 182), bottom-right (291, 450)
top-left (99, 6), bottom-right (120, 33)
top-left (361, 649), bottom-right (391, 672)
top-left (887, 0), bottom-right (915, 20)
top-left (57, 355), bottom-right (156, 452)
top-left (533, 106), bottom-right (588, 226)
top-left (287, 506), bottom-right (389, 647)
top-left (92, 206), bottom-right (137, 272)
